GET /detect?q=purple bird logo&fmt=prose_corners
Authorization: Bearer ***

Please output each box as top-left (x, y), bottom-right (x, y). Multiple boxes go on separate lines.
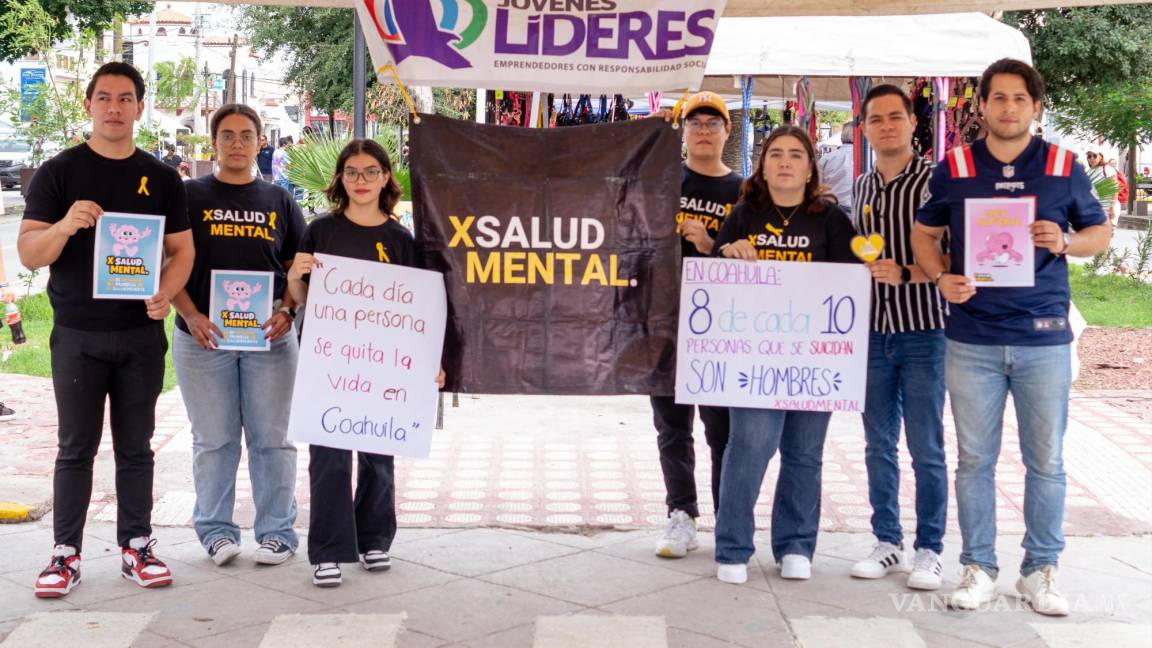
top-left (363, 0), bottom-right (487, 70)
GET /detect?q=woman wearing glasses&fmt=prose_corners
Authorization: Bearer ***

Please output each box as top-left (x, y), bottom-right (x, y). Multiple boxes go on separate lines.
top-left (287, 139), bottom-right (445, 587)
top-left (172, 103), bottom-right (307, 567)
top-left (711, 125), bottom-right (858, 585)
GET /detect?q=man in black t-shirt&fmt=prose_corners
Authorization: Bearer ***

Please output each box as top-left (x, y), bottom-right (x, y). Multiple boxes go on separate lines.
top-left (18, 62), bottom-right (194, 599)
top-left (653, 92), bottom-right (740, 560)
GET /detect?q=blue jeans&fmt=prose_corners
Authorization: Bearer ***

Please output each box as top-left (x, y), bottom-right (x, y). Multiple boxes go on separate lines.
top-left (715, 408), bottom-right (830, 565)
top-left (946, 340), bottom-right (1071, 577)
top-left (173, 329), bottom-right (300, 550)
top-left (862, 330), bottom-right (948, 553)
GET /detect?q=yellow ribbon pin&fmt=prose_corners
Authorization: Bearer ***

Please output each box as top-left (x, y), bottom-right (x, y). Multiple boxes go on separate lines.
top-left (376, 242), bottom-right (390, 263)
top-left (137, 176), bottom-right (150, 196)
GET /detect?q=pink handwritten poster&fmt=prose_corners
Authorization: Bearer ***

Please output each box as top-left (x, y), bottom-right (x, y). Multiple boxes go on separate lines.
top-left (964, 197), bottom-right (1036, 287)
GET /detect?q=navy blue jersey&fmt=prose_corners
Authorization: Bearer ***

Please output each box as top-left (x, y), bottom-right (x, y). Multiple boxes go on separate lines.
top-left (916, 137), bottom-right (1106, 346)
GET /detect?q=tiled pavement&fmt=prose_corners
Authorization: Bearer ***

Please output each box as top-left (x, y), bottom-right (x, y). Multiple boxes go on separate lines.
top-left (2, 374), bottom-right (1149, 536)
top-left (2, 374), bottom-right (1151, 646)
top-left (0, 523), bottom-right (1150, 647)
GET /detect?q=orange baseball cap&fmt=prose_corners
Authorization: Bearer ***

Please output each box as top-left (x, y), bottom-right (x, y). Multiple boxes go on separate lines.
top-left (681, 91), bottom-right (730, 124)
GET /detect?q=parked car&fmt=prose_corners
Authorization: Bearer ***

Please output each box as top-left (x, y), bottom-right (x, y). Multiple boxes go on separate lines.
top-left (0, 139), bottom-right (33, 189)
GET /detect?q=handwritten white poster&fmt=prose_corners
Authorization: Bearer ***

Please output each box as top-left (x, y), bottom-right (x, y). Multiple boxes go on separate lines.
top-left (675, 258), bottom-right (871, 413)
top-left (287, 253), bottom-right (447, 458)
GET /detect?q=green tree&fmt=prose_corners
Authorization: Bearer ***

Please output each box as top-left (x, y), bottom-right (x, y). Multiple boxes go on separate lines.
top-left (1004, 5), bottom-right (1152, 206)
top-left (0, 0), bottom-right (149, 62)
top-left (239, 6), bottom-right (363, 134)
top-left (155, 56), bottom-right (201, 112)
top-left (0, 0), bottom-right (88, 163)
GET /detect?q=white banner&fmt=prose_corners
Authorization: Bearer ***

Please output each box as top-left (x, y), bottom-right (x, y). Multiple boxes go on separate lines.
top-left (674, 258), bottom-right (871, 413)
top-left (287, 254), bottom-right (447, 458)
top-left (356, 0), bottom-right (727, 93)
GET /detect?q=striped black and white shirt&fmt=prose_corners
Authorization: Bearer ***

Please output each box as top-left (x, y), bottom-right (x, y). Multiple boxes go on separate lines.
top-left (853, 156), bottom-right (947, 334)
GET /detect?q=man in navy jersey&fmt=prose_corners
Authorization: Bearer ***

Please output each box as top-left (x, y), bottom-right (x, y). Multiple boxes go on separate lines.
top-left (911, 59), bottom-right (1111, 616)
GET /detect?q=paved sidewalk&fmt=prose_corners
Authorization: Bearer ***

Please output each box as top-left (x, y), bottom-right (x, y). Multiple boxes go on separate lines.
top-left (0, 522), bottom-right (1150, 647)
top-left (1, 375), bottom-right (1150, 645)
top-left (2, 375), bottom-right (1150, 536)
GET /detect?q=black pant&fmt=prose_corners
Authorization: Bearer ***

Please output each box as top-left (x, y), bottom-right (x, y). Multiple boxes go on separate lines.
top-left (307, 445), bottom-right (396, 564)
top-left (650, 395), bottom-right (730, 518)
top-left (50, 323), bottom-right (167, 551)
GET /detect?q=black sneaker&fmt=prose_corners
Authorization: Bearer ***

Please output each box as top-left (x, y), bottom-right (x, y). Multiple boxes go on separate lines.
top-left (253, 538), bottom-right (294, 565)
top-left (312, 562), bottom-right (341, 587)
top-left (207, 537), bottom-right (241, 566)
top-left (359, 550), bottom-right (391, 572)
top-left (0, 402), bottom-right (15, 422)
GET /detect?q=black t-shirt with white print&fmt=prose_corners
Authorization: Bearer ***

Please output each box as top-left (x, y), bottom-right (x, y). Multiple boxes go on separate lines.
top-left (177, 175), bottom-right (306, 334)
top-left (678, 163), bottom-right (743, 259)
top-left (713, 198), bottom-right (859, 264)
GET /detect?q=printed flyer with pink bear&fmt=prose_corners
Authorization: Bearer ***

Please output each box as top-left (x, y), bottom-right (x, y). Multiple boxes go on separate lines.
top-left (964, 197), bottom-right (1036, 287)
top-left (209, 270), bottom-right (273, 351)
top-left (92, 213), bottom-right (164, 299)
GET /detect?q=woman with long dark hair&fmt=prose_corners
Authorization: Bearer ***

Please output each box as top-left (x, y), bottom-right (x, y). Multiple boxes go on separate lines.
top-left (286, 139), bottom-right (444, 587)
top-left (712, 126), bottom-right (859, 584)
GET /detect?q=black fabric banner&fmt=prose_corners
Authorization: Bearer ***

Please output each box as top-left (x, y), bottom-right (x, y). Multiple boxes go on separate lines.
top-left (412, 113), bottom-right (681, 395)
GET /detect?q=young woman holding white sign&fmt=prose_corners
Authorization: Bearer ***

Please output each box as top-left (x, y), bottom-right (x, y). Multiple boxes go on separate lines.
top-left (287, 139), bottom-right (445, 588)
top-left (711, 125), bottom-right (859, 585)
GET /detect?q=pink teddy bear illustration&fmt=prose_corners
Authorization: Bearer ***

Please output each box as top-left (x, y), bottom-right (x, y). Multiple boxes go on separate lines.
top-left (975, 232), bottom-right (1024, 266)
top-left (109, 223), bottom-right (152, 257)
top-left (223, 280), bottom-right (263, 311)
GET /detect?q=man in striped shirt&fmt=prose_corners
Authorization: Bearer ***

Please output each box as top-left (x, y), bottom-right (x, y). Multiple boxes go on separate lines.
top-left (848, 85), bottom-right (949, 592)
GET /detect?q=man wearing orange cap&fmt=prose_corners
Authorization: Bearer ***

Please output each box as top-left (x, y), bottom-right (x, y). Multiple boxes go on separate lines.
top-left (652, 91), bottom-right (742, 559)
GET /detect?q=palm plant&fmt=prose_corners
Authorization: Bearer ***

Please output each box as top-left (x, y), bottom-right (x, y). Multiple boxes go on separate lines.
top-left (1093, 176), bottom-right (1120, 202)
top-left (286, 129), bottom-right (410, 214)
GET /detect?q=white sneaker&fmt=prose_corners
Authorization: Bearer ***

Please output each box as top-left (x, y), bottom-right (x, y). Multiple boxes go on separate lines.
top-left (1016, 566), bottom-right (1070, 616)
top-left (907, 549), bottom-right (944, 591)
top-left (717, 563), bottom-right (748, 584)
top-left (312, 562), bottom-right (342, 588)
top-left (779, 554), bottom-right (812, 580)
top-left (947, 565), bottom-right (998, 610)
top-left (654, 509), bottom-right (698, 559)
top-left (850, 542), bottom-right (908, 579)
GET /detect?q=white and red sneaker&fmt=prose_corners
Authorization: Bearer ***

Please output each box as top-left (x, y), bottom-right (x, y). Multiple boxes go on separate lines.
top-left (121, 538), bottom-right (173, 588)
top-left (34, 545), bottom-right (81, 598)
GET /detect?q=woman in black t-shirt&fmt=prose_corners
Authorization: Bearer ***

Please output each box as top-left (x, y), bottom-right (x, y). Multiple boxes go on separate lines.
top-left (171, 104), bottom-right (306, 568)
top-left (287, 139), bottom-right (445, 588)
top-left (712, 126), bottom-right (858, 585)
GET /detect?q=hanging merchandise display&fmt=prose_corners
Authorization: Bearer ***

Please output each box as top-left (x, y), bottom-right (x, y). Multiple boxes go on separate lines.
top-left (850, 76), bottom-right (873, 178)
top-left (795, 76), bottom-right (817, 143)
top-left (740, 76), bottom-right (753, 177)
top-left (910, 77), bottom-right (981, 159)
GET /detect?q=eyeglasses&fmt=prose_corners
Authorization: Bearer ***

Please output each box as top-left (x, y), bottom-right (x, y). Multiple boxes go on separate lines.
top-left (342, 167), bottom-right (384, 183)
top-left (219, 132), bottom-right (256, 145)
top-left (685, 118), bottom-right (725, 133)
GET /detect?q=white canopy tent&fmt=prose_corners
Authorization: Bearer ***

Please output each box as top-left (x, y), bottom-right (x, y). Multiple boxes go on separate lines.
top-left (699, 13), bottom-right (1033, 101)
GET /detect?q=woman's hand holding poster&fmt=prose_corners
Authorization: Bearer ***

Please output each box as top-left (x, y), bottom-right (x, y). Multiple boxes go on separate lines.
top-left (287, 253), bottom-right (447, 458)
top-left (674, 258), bottom-right (871, 413)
